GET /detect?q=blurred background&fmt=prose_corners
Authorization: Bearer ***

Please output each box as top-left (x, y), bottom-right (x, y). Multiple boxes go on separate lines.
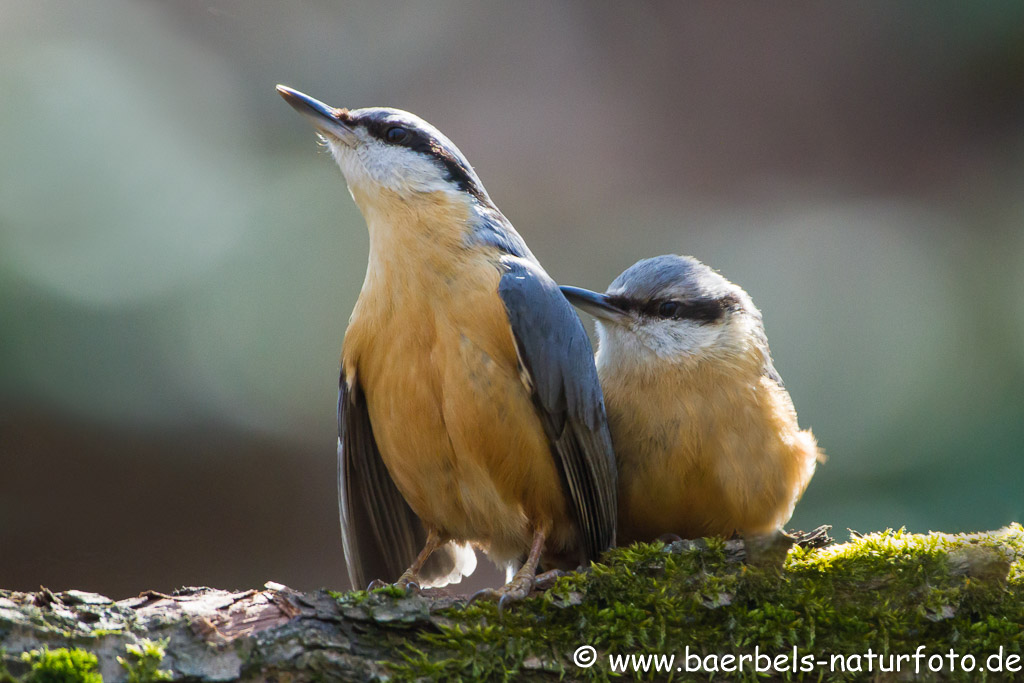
top-left (2, 1), bottom-right (1023, 599)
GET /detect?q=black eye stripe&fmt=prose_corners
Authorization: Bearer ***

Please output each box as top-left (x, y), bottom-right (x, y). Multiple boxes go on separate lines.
top-left (356, 116), bottom-right (487, 203)
top-left (361, 119), bottom-right (417, 145)
top-left (607, 294), bottom-right (738, 324)
top-left (646, 299), bottom-right (722, 322)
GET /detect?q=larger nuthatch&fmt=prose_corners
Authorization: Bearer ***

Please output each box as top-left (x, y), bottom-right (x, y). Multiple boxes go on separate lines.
top-left (561, 255), bottom-right (821, 544)
top-left (276, 86), bottom-right (616, 602)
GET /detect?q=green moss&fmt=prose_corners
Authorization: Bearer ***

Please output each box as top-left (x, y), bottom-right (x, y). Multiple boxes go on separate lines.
top-left (4, 641), bottom-right (171, 683)
top-left (18, 648), bottom-right (102, 683)
top-left (373, 585), bottom-right (411, 599)
top-left (330, 585), bottom-right (408, 606)
top-left (387, 526), bottom-right (1024, 681)
top-left (116, 639), bottom-right (171, 683)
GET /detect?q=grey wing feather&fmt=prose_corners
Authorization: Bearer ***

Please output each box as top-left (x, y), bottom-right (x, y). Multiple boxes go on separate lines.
top-left (751, 322), bottom-right (785, 387)
top-left (762, 357), bottom-right (784, 387)
top-left (497, 257), bottom-right (617, 562)
top-left (338, 370), bottom-right (461, 589)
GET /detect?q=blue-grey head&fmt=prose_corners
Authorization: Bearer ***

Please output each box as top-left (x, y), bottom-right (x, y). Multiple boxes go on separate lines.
top-left (561, 255), bottom-right (768, 369)
top-left (277, 85), bottom-right (490, 205)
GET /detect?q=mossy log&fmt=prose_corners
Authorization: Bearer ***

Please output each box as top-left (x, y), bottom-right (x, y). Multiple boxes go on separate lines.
top-left (2, 526), bottom-right (1022, 682)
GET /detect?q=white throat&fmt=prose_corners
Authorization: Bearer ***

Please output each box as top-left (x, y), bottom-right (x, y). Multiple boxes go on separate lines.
top-left (595, 312), bottom-right (759, 377)
top-left (325, 134), bottom-right (457, 198)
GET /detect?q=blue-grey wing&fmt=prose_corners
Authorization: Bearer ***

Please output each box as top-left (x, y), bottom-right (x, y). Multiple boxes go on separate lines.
top-left (751, 316), bottom-right (785, 387)
top-left (497, 256), bottom-right (617, 562)
top-left (338, 370), bottom-right (464, 589)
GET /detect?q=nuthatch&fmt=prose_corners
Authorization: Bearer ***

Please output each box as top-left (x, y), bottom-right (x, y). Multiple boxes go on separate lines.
top-left (276, 86), bottom-right (616, 603)
top-left (561, 255), bottom-right (821, 544)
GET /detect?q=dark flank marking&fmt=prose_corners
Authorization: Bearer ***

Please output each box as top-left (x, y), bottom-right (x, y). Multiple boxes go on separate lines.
top-left (606, 293), bottom-right (740, 324)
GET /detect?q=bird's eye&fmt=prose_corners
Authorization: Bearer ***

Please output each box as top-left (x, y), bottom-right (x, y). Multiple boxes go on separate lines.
top-left (658, 301), bottom-right (680, 318)
top-left (385, 126), bottom-right (410, 143)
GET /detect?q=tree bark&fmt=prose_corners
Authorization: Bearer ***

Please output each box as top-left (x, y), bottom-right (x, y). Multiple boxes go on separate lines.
top-left (2, 527), bottom-right (1021, 682)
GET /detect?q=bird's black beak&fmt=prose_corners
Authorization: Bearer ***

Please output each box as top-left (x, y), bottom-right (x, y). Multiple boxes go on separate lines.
top-left (276, 85), bottom-right (355, 141)
top-left (560, 286), bottom-right (630, 324)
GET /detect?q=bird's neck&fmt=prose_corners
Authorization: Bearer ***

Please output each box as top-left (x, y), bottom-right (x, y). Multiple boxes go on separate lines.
top-left (341, 185), bottom-right (506, 383)
top-left (597, 341), bottom-right (764, 391)
top-left (350, 185), bottom-right (478, 288)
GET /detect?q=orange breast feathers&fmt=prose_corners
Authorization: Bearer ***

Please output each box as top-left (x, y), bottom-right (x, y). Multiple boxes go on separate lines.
top-left (339, 192), bottom-right (574, 564)
top-left (604, 355), bottom-right (820, 544)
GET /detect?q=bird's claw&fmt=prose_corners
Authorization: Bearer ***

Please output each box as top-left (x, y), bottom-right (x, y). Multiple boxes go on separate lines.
top-left (468, 576), bottom-right (535, 614)
top-left (468, 587), bottom-right (500, 606)
top-left (496, 576), bottom-right (535, 614)
top-left (366, 578), bottom-right (421, 594)
top-left (498, 593), bottom-right (517, 614)
top-left (790, 524), bottom-right (834, 549)
top-left (533, 569), bottom-right (569, 591)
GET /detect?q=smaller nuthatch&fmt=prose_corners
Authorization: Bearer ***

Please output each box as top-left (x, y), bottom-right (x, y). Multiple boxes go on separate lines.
top-left (561, 255), bottom-right (822, 544)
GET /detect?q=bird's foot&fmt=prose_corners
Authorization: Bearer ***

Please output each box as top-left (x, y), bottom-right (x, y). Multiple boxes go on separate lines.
top-left (533, 569), bottom-right (569, 591)
top-left (365, 576), bottom-right (421, 594)
top-left (395, 579), bottom-right (421, 594)
top-left (392, 571), bottom-right (422, 594)
top-left (469, 572), bottom-right (536, 614)
top-left (789, 524), bottom-right (834, 550)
